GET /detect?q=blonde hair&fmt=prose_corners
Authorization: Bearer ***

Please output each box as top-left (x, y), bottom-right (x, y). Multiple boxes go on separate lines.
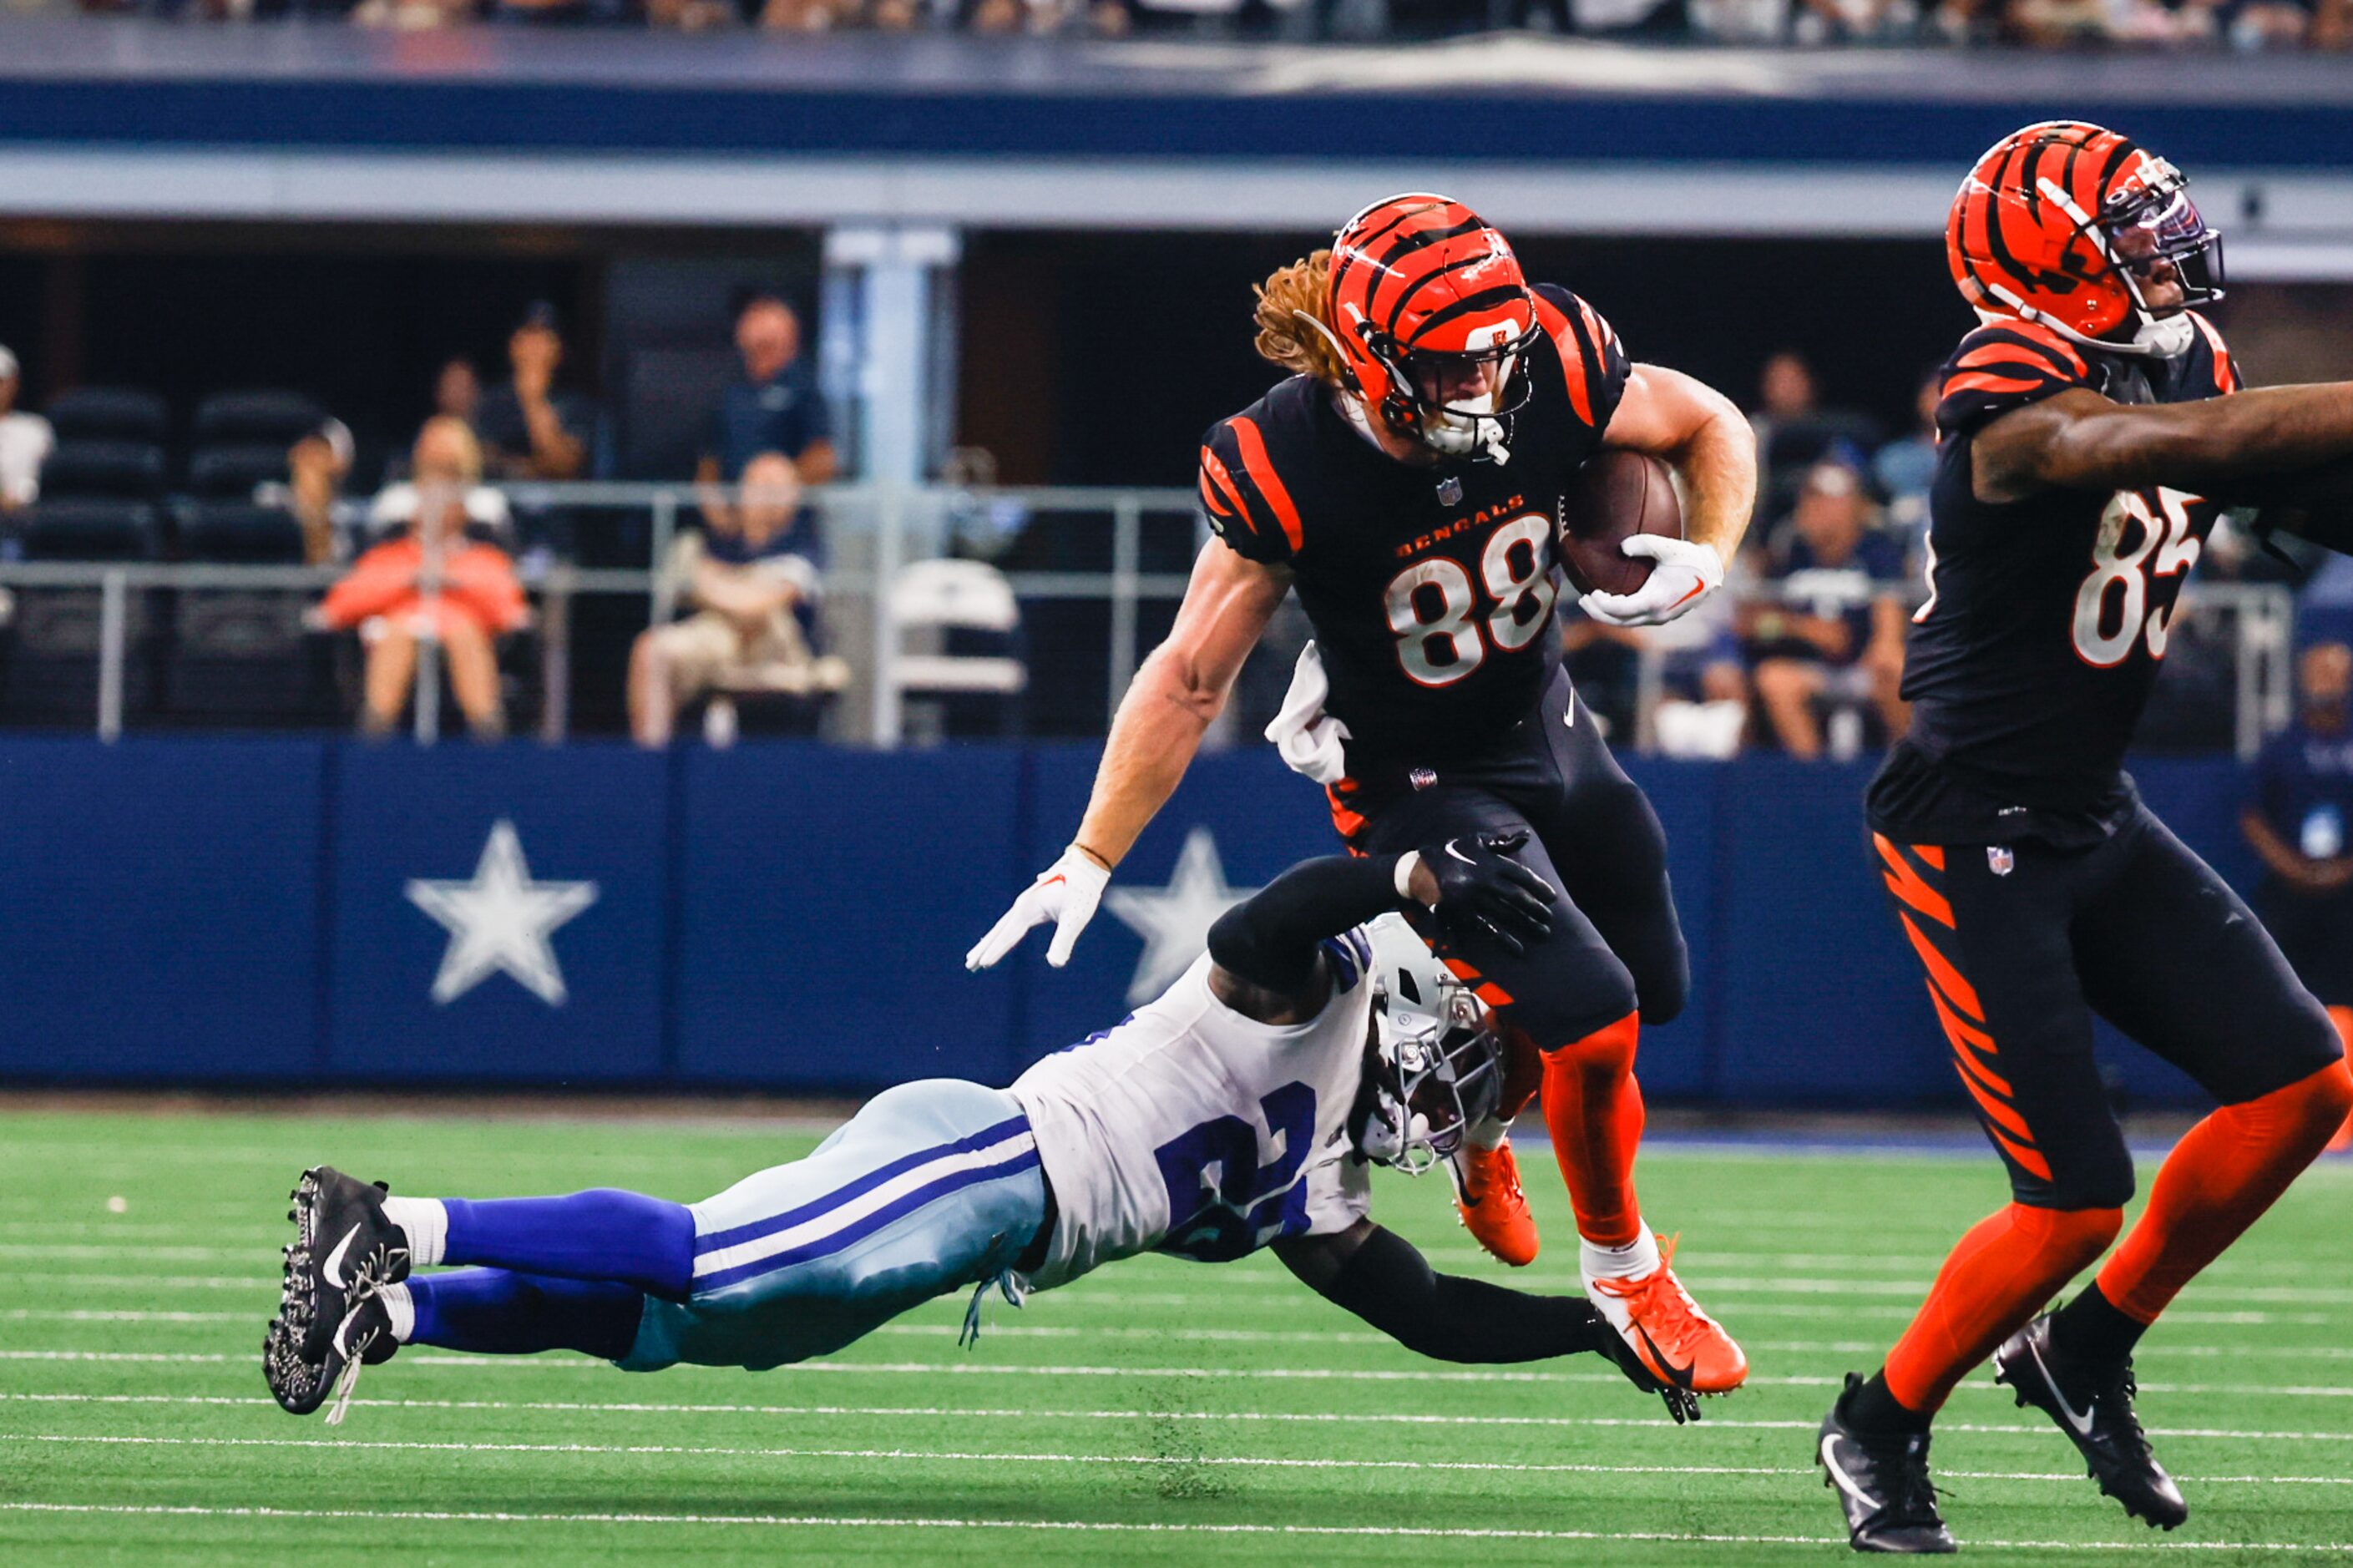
top-left (1252, 250), bottom-right (1347, 387)
top-left (413, 414), bottom-right (484, 486)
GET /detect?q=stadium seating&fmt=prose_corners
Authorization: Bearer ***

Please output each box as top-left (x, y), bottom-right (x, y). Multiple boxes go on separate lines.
top-left (190, 390), bottom-right (324, 448)
top-left (187, 443), bottom-right (292, 501)
top-left (35, 440), bottom-right (167, 503)
top-left (886, 557), bottom-right (1027, 740)
top-left (168, 503), bottom-right (326, 726)
top-left (43, 387), bottom-right (170, 447)
top-left (2, 499), bottom-right (163, 726)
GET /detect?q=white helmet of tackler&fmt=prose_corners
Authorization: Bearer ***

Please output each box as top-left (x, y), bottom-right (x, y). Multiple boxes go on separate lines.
top-left (1355, 913), bottom-right (1504, 1175)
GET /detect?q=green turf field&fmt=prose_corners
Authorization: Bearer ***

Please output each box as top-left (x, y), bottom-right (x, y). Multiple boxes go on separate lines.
top-left (0, 1107), bottom-right (2347, 1565)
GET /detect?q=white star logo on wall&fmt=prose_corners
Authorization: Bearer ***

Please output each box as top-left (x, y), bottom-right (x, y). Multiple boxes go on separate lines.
top-left (1102, 826), bottom-right (1262, 1006)
top-left (405, 820), bottom-right (600, 1006)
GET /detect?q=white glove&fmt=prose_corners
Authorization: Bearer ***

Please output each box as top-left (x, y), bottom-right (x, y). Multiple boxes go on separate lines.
top-left (1580, 537), bottom-right (1724, 628)
top-left (965, 844), bottom-right (1112, 971)
top-left (1263, 640), bottom-right (1353, 786)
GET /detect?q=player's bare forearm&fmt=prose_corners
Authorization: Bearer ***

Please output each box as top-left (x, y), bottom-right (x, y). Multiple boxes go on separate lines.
top-left (1977, 383), bottom-right (2353, 503)
top-left (1071, 657), bottom-right (1214, 867)
top-left (1607, 363), bottom-right (1757, 559)
top-left (1070, 545), bottom-right (1290, 867)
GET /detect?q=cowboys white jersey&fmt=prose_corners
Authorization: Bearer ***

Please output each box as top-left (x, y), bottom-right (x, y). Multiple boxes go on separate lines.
top-left (1010, 942), bottom-right (1377, 1291)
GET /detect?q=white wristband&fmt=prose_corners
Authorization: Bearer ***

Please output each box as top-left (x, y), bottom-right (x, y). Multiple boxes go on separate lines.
top-left (1394, 852), bottom-right (1422, 903)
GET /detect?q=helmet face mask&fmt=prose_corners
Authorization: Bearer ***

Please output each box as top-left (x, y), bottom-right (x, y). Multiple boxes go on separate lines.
top-left (1948, 123), bottom-right (2224, 361)
top-left (1354, 917), bottom-right (1505, 1174)
top-left (1327, 194), bottom-right (1540, 463)
top-left (2101, 167), bottom-right (2225, 318)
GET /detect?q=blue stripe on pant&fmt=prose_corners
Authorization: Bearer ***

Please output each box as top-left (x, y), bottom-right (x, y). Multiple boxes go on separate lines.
top-left (620, 1079), bottom-right (1047, 1372)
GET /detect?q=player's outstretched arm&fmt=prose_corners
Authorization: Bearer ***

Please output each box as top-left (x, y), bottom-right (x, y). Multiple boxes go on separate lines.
top-left (1972, 382), bottom-right (2353, 505)
top-left (964, 544), bottom-right (1289, 971)
top-left (1206, 837), bottom-right (1557, 1024)
top-left (1583, 362), bottom-right (1757, 628)
top-left (1273, 1220), bottom-right (1699, 1421)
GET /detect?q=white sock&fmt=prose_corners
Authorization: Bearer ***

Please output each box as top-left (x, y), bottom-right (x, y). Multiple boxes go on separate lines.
top-left (1580, 1224), bottom-right (1660, 1282)
top-left (1465, 1115), bottom-right (1510, 1151)
top-left (379, 1196), bottom-right (448, 1267)
top-left (378, 1281), bottom-right (416, 1343)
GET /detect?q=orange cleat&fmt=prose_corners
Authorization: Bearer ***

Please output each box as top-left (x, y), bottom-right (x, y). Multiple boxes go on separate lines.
top-left (1450, 1140), bottom-right (1540, 1267)
top-left (1586, 1234), bottom-right (1748, 1395)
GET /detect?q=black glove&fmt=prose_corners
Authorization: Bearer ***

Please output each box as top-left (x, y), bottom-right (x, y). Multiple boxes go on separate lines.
top-left (1414, 830), bottom-right (1558, 957)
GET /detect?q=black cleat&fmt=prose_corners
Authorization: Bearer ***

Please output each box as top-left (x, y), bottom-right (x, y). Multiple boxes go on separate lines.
top-left (1819, 1374), bottom-right (1957, 1554)
top-left (1592, 1313), bottom-right (1703, 1425)
top-left (264, 1166), bottom-right (408, 1417)
top-left (1995, 1313), bottom-right (2187, 1530)
top-left (265, 1280), bottom-right (397, 1421)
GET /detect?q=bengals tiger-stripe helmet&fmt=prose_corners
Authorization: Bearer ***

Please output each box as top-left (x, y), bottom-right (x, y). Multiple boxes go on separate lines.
top-left (1947, 120), bottom-right (2224, 359)
top-left (1323, 194), bottom-right (1540, 463)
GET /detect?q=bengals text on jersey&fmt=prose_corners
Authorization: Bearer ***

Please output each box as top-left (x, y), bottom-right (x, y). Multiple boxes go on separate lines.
top-left (1197, 283), bottom-right (1629, 761)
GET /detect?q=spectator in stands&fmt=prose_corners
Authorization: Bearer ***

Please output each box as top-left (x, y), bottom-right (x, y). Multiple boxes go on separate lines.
top-left (286, 419), bottom-right (356, 566)
top-left (628, 451), bottom-right (848, 747)
top-left (321, 417), bottom-right (529, 741)
top-left (1871, 367), bottom-right (1942, 556)
top-left (1748, 349), bottom-right (1879, 515)
top-left (1741, 460), bottom-right (1909, 760)
top-left (699, 290), bottom-right (836, 493)
top-left (2243, 641), bottom-right (2353, 1121)
top-left (474, 302), bottom-right (593, 483)
top-left (0, 345), bottom-right (53, 513)
top-left (433, 357), bottom-right (480, 427)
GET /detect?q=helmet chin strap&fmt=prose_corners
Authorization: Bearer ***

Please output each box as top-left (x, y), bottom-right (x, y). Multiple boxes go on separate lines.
top-left (1421, 409), bottom-right (1512, 464)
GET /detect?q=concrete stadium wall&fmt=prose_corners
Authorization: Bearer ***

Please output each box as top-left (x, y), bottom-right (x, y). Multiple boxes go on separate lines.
top-left (0, 736), bottom-right (2255, 1109)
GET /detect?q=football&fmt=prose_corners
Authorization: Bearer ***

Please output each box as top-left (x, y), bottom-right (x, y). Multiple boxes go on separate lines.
top-left (1558, 449), bottom-right (1683, 599)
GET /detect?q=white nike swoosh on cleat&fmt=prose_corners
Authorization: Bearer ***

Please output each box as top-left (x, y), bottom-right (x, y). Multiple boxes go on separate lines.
top-left (320, 1225), bottom-right (361, 1292)
top-left (1820, 1434), bottom-right (1878, 1511)
top-left (2030, 1341), bottom-right (2097, 1438)
top-left (1445, 840), bottom-right (1477, 866)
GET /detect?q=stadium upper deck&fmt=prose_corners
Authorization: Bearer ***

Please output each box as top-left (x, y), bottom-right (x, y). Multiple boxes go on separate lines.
top-left (3, 21), bottom-right (2352, 257)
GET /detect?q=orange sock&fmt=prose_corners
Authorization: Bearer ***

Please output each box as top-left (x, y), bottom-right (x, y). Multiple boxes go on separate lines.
top-left (1883, 1203), bottom-right (2121, 1414)
top-left (2097, 1060), bottom-right (2353, 1323)
top-left (1538, 1012), bottom-right (1644, 1247)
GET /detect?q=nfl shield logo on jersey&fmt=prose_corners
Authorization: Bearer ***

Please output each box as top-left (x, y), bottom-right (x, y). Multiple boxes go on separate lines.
top-left (1987, 846), bottom-right (2015, 877)
top-left (1435, 476), bottom-right (1463, 506)
top-left (1410, 767), bottom-right (1439, 792)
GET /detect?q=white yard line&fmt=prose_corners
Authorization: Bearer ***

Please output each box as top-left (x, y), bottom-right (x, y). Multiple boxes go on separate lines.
top-left (11, 1347), bottom-right (2353, 1399)
top-left (0, 1500), bottom-right (2345, 1551)
top-left (3, 1432), bottom-right (2346, 1487)
top-left (5, 1390), bottom-right (2348, 1443)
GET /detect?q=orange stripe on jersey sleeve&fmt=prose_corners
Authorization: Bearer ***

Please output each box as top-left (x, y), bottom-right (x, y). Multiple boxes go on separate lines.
top-left (1914, 844), bottom-right (1946, 871)
top-left (1531, 289), bottom-right (1596, 426)
top-left (1955, 344), bottom-right (2074, 377)
top-left (1199, 443), bottom-right (1248, 522)
top-left (1942, 370), bottom-right (2054, 400)
top-left (1990, 321), bottom-right (2088, 379)
top-left (2189, 311), bottom-right (2237, 392)
top-left (1228, 417), bottom-right (1304, 554)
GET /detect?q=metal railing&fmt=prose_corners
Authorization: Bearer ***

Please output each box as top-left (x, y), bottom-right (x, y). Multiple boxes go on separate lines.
top-left (0, 480), bottom-right (2299, 757)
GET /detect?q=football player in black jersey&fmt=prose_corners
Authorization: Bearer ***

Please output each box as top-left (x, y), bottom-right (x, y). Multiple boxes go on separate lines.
top-left (1819, 122), bottom-right (2353, 1554)
top-left (968, 195), bottom-right (1758, 1397)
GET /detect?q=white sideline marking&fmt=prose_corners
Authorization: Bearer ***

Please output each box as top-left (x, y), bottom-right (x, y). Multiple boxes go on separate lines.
top-left (1, 1501), bottom-right (2346, 1551)
top-left (0, 1309), bottom-right (245, 1324)
top-left (15, 1348), bottom-right (2353, 1399)
top-left (0, 1299), bottom-right (243, 1308)
top-left (5, 1433), bottom-right (2349, 1488)
top-left (6, 1273), bottom-right (274, 1292)
top-left (7, 1391), bottom-right (2350, 1443)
